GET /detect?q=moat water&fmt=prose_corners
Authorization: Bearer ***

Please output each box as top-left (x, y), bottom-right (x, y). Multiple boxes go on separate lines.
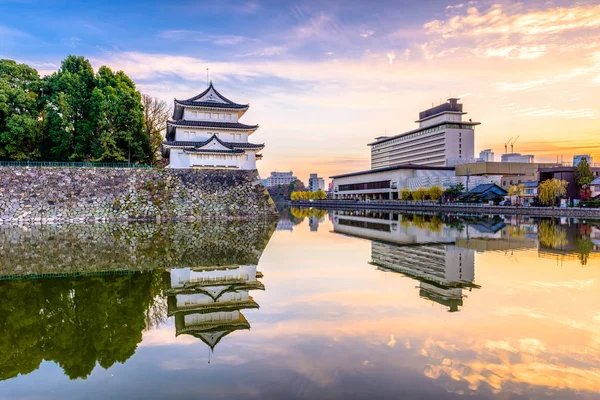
top-left (0, 209), bottom-right (599, 399)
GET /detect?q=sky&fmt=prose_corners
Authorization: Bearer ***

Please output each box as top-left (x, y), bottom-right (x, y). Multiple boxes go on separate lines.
top-left (1, 0), bottom-right (600, 182)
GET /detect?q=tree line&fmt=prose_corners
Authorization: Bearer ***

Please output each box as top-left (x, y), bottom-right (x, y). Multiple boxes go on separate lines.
top-left (0, 56), bottom-right (170, 165)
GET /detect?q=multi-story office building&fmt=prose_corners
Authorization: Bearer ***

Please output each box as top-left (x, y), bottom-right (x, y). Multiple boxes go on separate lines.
top-left (308, 173), bottom-right (325, 192)
top-left (479, 149), bottom-right (495, 162)
top-left (369, 98), bottom-right (480, 168)
top-left (266, 171), bottom-right (297, 187)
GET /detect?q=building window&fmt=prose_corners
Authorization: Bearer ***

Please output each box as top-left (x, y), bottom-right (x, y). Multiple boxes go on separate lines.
top-left (338, 180), bottom-right (391, 191)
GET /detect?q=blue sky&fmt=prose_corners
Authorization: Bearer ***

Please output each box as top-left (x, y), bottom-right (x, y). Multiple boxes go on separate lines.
top-left (2, 0), bottom-right (600, 181)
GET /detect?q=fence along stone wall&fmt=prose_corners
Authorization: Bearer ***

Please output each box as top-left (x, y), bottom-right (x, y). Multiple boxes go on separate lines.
top-left (0, 167), bottom-right (277, 223)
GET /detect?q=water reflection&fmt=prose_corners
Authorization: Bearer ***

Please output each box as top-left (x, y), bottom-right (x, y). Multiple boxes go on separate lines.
top-left (0, 220), bottom-right (276, 381)
top-left (162, 264), bottom-right (264, 355)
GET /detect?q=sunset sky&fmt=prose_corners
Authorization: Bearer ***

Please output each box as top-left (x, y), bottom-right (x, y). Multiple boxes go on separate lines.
top-left (1, 0), bottom-right (599, 182)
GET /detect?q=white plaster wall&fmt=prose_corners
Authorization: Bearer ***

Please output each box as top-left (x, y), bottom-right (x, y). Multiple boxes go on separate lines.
top-left (169, 149), bottom-right (191, 169)
top-left (183, 109), bottom-right (239, 123)
top-left (184, 310), bottom-right (240, 325)
top-left (241, 151), bottom-right (257, 170)
top-left (175, 128), bottom-right (247, 142)
top-left (175, 291), bottom-right (250, 307)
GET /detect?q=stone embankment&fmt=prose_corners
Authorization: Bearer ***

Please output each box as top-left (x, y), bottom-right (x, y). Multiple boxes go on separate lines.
top-left (291, 200), bottom-right (600, 218)
top-left (0, 167), bottom-right (278, 223)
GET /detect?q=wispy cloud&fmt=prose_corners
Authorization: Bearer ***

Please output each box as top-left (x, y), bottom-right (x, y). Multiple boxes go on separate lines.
top-left (360, 30), bottom-right (375, 38)
top-left (387, 51), bottom-right (395, 65)
top-left (158, 30), bottom-right (249, 45)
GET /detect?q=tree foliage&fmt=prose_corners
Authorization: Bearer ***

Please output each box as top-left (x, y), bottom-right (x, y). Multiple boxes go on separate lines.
top-left (268, 180), bottom-right (307, 201)
top-left (142, 94), bottom-right (171, 166)
top-left (412, 187), bottom-right (428, 202)
top-left (539, 179), bottom-right (568, 207)
top-left (0, 56), bottom-right (152, 163)
top-left (427, 186), bottom-right (443, 201)
top-left (0, 60), bottom-right (42, 160)
top-left (576, 157), bottom-right (594, 188)
top-left (400, 188), bottom-right (412, 200)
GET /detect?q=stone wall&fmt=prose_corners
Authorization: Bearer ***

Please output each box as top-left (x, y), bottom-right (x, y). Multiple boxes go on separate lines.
top-left (0, 167), bottom-right (278, 223)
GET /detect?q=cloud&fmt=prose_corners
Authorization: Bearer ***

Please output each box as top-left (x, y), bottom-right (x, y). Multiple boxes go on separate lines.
top-left (387, 334), bottom-right (397, 348)
top-left (360, 30), bottom-right (375, 38)
top-left (445, 3), bottom-right (465, 10)
top-left (404, 49), bottom-right (411, 60)
top-left (490, 79), bottom-right (550, 92)
top-left (158, 30), bottom-right (249, 45)
top-left (421, 3), bottom-right (600, 60)
top-left (387, 51), bottom-right (396, 65)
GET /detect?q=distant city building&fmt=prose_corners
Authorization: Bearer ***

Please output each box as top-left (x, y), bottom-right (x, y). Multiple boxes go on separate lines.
top-left (479, 149), bottom-right (495, 162)
top-left (162, 82), bottom-right (264, 169)
top-left (574, 155), bottom-right (592, 166)
top-left (308, 173), bottom-right (325, 192)
top-left (501, 153), bottom-right (534, 163)
top-left (266, 171), bottom-right (297, 187)
top-left (369, 98), bottom-right (480, 168)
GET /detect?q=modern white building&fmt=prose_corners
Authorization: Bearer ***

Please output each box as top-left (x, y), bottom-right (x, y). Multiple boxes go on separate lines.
top-left (479, 149), bottom-right (495, 162)
top-left (369, 98), bottom-right (480, 168)
top-left (162, 82), bottom-right (264, 169)
top-left (308, 173), bottom-right (325, 192)
top-left (331, 164), bottom-right (496, 200)
top-left (266, 171), bottom-right (297, 187)
top-left (501, 153), bottom-right (534, 163)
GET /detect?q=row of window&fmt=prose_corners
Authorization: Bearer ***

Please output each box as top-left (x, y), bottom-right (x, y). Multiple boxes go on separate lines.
top-left (372, 124), bottom-right (473, 149)
top-left (372, 133), bottom-right (445, 155)
top-left (180, 131), bottom-right (243, 141)
top-left (189, 111), bottom-right (234, 121)
top-left (339, 180), bottom-right (391, 192)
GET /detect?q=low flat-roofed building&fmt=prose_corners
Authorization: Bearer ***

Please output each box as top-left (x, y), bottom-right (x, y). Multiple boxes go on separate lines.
top-left (330, 164), bottom-right (496, 200)
top-left (539, 165), bottom-right (600, 199)
top-left (455, 161), bottom-right (560, 190)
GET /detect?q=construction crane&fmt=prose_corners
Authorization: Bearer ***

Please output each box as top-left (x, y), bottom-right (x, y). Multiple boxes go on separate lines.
top-left (510, 136), bottom-right (520, 153)
top-left (504, 137), bottom-right (513, 154)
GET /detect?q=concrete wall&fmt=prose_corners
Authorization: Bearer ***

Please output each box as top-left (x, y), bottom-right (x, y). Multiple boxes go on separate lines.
top-left (0, 167), bottom-right (277, 223)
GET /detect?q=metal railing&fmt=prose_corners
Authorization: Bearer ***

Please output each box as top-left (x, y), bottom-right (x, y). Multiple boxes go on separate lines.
top-left (0, 161), bottom-right (152, 168)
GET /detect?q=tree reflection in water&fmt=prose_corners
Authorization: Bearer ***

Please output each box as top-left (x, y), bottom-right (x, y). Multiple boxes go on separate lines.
top-left (0, 271), bottom-right (164, 381)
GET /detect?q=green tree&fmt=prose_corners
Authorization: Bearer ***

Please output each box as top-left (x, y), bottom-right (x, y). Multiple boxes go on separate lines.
top-left (41, 55), bottom-right (97, 161)
top-left (0, 59), bottom-right (42, 160)
top-left (576, 157), bottom-right (594, 200)
top-left (509, 183), bottom-right (525, 206)
top-left (412, 187), bottom-right (428, 203)
top-left (427, 186), bottom-right (443, 202)
top-left (400, 188), bottom-right (412, 200)
top-left (539, 179), bottom-right (568, 208)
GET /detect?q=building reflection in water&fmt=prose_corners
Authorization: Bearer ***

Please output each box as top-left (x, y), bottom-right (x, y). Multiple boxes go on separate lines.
top-left (162, 264), bottom-right (264, 356)
top-left (330, 210), bottom-right (541, 312)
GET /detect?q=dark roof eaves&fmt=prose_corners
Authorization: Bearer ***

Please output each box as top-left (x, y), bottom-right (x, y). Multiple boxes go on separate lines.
top-left (330, 164), bottom-right (455, 179)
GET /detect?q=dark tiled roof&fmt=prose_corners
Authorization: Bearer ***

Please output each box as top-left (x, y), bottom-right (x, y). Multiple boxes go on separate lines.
top-left (183, 148), bottom-right (245, 154)
top-left (330, 164), bottom-right (454, 179)
top-left (163, 139), bottom-right (264, 150)
top-left (174, 100), bottom-right (248, 109)
top-left (167, 120), bottom-right (258, 130)
top-left (467, 183), bottom-right (507, 195)
top-left (522, 181), bottom-right (538, 188)
top-left (176, 81), bottom-right (248, 108)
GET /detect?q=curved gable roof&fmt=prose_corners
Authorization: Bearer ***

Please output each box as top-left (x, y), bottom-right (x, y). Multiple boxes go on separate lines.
top-left (176, 81), bottom-right (248, 108)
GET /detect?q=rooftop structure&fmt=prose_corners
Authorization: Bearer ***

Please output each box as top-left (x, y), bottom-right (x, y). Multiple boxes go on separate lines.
top-left (501, 153), bottom-right (534, 163)
top-left (162, 82), bottom-right (264, 169)
top-left (369, 98), bottom-right (480, 168)
top-left (479, 149), bottom-right (494, 162)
